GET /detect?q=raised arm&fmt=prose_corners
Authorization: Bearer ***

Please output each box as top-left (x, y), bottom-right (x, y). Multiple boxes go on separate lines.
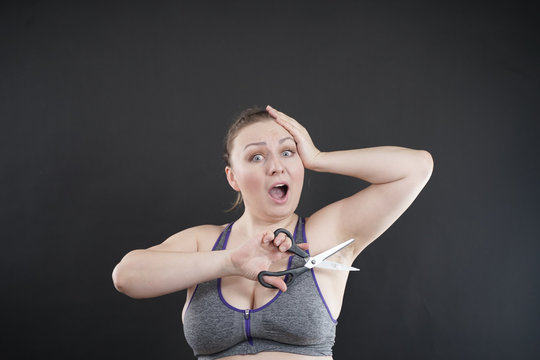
top-left (267, 105), bottom-right (433, 256)
top-left (308, 147), bottom-right (432, 253)
top-left (112, 226), bottom-right (307, 298)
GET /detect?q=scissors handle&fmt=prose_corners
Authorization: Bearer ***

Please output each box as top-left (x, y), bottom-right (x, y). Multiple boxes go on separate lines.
top-left (257, 266), bottom-right (309, 289)
top-left (273, 228), bottom-right (308, 258)
top-left (257, 228), bottom-right (309, 289)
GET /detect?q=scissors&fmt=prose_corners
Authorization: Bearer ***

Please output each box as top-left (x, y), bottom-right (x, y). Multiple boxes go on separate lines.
top-left (257, 228), bottom-right (359, 289)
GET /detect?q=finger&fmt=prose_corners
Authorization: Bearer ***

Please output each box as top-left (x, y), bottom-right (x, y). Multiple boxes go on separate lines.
top-left (266, 105), bottom-right (284, 117)
top-left (273, 108), bottom-right (301, 126)
top-left (273, 232), bottom-right (286, 247)
top-left (262, 275), bottom-right (288, 292)
top-left (279, 237), bottom-right (292, 252)
top-left (271, 112), bottom-right (304, 136)
top-left (266, 104), bottom-right (278, 116)
top-left (298, 243), bottom-right (309, 251)
top-left (272, 117), bottom-right (300, 140)
top-left (266, 105), bottom-right (283, 121)
top-left (261, 231), bottom-right (275, 244)
top-left (267, 104), bottom-right (291, 118)
top-left (267, 105), bottom-right (297, 125)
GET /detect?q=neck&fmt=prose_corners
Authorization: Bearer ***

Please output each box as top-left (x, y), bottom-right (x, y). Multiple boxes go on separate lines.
top-left (234, 211), bottom-right (299, 237)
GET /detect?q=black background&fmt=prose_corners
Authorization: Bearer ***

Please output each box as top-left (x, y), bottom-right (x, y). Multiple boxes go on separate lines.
top-left (2, 1), bottom-right (539, 359)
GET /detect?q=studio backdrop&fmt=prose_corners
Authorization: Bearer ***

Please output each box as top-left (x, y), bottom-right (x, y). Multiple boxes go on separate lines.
top-left (1, 1), bottom-right (539, 359)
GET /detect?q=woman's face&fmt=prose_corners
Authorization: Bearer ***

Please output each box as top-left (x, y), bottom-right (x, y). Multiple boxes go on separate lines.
top-left (226, 119), bottom-right (304, 220)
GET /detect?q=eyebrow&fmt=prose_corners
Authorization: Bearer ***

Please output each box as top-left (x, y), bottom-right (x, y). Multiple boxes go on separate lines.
top-left (243, 136), bottom-right (295, 151)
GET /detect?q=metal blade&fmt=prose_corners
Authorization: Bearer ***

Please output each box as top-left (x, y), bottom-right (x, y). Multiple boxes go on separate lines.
top-left (305, 239), bottom-right (355, 269)
top-left (316, 261), bottom-right (359, 271)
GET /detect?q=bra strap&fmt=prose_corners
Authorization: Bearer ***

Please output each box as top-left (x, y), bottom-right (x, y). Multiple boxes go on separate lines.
top-left (213, 222), bottom-right (234, 251)
top-left (295, 217), bottom-right (305, 244)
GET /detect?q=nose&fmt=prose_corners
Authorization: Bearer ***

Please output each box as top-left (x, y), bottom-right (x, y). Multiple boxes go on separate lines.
top-left (268, 155), bottom-right (285, 175)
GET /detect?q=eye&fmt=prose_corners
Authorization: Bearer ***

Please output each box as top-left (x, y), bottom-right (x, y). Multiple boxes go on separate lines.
top-left (251, 154), bottom-right (264, 162)
top-left (282, 150), bottom-right (294, 157)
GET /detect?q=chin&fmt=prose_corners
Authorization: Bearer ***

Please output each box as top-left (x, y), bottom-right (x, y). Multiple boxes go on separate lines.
top-left (267, 198), bottom-right (300, 218)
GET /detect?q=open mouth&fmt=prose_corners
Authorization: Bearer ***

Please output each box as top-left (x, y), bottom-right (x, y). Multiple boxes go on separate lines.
top-left (269, 183), bottom-right (289, 201)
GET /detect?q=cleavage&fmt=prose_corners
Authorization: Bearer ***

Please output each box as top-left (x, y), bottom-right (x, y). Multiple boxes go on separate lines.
top-left (219, 256), bottom-right (291, 310)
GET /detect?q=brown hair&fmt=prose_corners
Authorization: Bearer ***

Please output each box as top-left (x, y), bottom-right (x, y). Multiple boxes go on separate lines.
top-left (223, 107), bottom-right (273, 211)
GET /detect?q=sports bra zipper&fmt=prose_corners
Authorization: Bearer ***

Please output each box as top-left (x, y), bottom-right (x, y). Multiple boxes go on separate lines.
top-left (244, 309), bottom-right (254, 345)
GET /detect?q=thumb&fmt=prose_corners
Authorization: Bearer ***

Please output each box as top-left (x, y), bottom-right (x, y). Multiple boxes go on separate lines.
top-left (298, 243), bottom-right (309, 252)
top-left (261, 275), bottom-right (288, 292)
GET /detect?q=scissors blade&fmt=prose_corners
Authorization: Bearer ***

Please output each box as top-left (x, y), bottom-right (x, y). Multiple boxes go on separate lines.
top-left (316, 260), bottom-right (359, 271)
top-left (305, 239), bottom-right (355, 269)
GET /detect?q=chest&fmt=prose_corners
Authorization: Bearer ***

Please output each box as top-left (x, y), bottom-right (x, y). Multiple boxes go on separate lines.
top-left (220, 255), bottom-right (291, 309)
top-left (183, 269), bottom-right (337, 356)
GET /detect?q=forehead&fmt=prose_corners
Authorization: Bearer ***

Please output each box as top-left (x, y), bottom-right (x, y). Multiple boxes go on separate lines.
top-left (233, 120), bottom-right (291, 148)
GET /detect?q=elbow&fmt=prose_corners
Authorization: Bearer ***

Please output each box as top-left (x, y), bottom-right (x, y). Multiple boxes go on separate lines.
top-left (415, 150), bottom-right (434, 181)
top-left (420, 150), bottom-right (434, 172)
top-left (112, 251), bottom-right (152, 299)
top-left (112, 255), bottom-right (141, 298)
top-left (112, 261), bottom-right (128, 295)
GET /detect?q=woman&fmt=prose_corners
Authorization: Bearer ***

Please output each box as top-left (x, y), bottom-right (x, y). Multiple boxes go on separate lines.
top-left (112, 105), bottom-right (433, 359)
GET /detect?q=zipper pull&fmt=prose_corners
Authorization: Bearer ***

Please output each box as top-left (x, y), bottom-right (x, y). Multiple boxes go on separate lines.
top-left (244, 309), bottom-right (250, 320)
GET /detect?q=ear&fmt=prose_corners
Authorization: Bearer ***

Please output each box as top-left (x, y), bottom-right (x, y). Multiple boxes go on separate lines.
top-left (225, 166), bottom-right (240, 191)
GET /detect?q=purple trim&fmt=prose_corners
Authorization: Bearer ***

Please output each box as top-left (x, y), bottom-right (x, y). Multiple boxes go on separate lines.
top-left (217, 278), bottom-right (283, 313)
top-left (212, 222), bottom-right (234, 251)
top-left (244, 310), bottom-right (254, 345)
top-left (311, 269), bottom-right (337, 324)
top-left (185, 284), bottom-right (199, 312)
top-left (187, 223), bottom-right (234, 312)
top-left (302, 219), bottom-right (338, 324)
top-left (221, 223), bottom-right (233, 250)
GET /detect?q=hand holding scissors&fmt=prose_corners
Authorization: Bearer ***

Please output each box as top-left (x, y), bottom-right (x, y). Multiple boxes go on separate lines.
top-left (258, 228), bottom-right (359, 289)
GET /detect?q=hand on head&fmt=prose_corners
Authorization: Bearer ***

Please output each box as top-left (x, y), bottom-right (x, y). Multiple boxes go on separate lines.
top-left (266, 105), bottom-right (322, 170)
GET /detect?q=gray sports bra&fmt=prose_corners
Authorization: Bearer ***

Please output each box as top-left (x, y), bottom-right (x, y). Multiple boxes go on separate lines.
top-left (183, 218), bottom-right (337, 359)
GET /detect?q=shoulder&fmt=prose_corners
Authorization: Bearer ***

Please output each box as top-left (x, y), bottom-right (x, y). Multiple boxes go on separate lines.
top-left (149, 223), bottom-right (229, 252)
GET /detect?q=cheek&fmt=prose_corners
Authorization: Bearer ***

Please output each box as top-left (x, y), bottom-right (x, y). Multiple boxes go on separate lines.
top-left (237, 169), bottom-right (264, 193)
top-left (291, 160), bottom-right (305, 184)
top-left (297, 168), bottom-right (305, 185)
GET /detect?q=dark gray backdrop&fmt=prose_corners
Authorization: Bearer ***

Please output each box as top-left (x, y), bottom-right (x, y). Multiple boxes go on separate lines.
top-left (2, 0), bottom-right (539, 359)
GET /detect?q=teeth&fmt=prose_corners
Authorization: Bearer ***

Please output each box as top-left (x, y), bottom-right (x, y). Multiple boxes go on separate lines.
top-left (276, 184), bottom-right (286, 187)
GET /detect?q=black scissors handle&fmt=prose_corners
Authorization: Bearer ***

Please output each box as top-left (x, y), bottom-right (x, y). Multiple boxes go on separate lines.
top-left (272, 228), bottom-right (309, 258)
top-left (257, 228), bottom-right (309, 289)
top-left (258, 266), bottom-right (309, 289)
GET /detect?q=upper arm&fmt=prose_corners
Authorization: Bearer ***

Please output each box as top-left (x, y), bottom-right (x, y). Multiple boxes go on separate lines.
top-left (147, 225), bottom-right (221, 253)
top-left (308, 150), bottom-right (433, 257)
